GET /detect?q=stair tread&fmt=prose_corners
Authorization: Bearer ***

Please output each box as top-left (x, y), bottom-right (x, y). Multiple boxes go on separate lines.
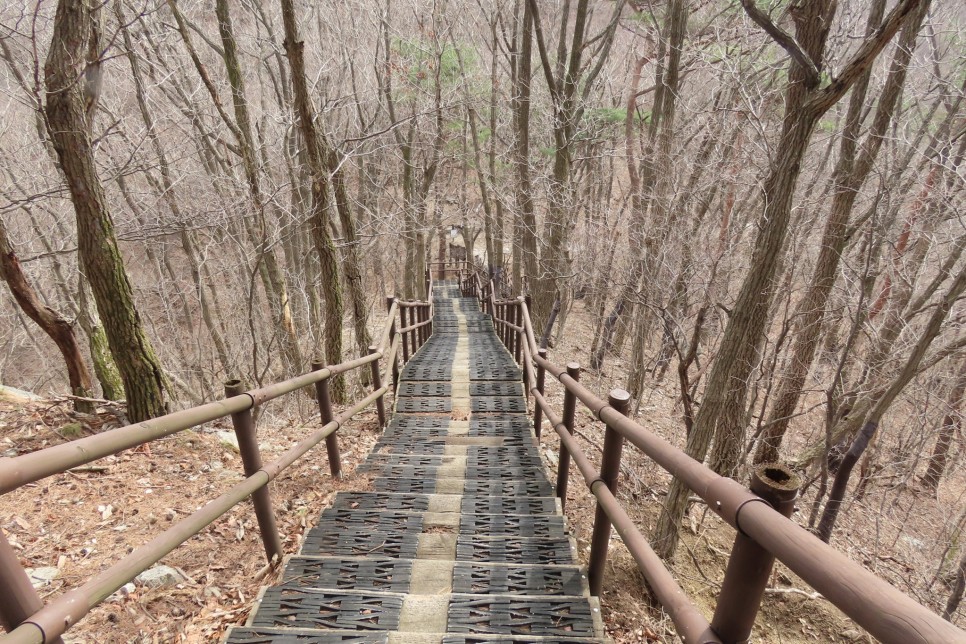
top-left (236, 282), bottom-right (606, 642)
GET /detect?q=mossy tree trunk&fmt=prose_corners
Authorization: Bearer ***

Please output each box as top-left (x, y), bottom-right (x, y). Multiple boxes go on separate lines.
top-left (44, 0), bottom-right (167, 422)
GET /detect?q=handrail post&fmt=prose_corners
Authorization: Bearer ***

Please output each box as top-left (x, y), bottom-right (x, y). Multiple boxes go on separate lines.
top-left (534, 348), bottom-right (548, 439)
top-left (224, 380), bottom-right (284, 565)
top-left (387, 297), bottom-right (399, 389)
top-left (368, 346), bottom-right (387, 428)
top-left (588, 389), bottom-right (631, 597)
top-left (401, 305), bottom-right (411, 363)
top-left (0, 528), bottom-right (51, 640)
top-left (421, 304), bottom-right (429, 346)
top-left (556, 363), bottom-right (580, 508)
top-left (502, 303), bottom-right (510, 349)
top-left (514, 300), bottom-right (523, 364)
top-left (310, 360), bottom-right (342, 478)
top-left (711, 464), bottom-right (801, 643)
top-left (410, 305), bottom-right (418, 354)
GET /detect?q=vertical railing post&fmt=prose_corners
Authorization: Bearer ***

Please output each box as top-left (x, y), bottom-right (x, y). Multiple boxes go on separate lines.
top-left (387, 297), bottom-right (399, 389)
top-left (409, 305), bottom-right (418, 354)
top-left (534, 348), bottom-right (547, 439)
top-left (224, 380), bottom-right (284, 565)
top-left (368, 346), bottom-right (387, 428)
top-left (421, 304), bottom-right (429, 346)
top-left (588, 389), bottom-right (630, 596)
top-left (310, 360), bottom-right (342, 478)
top-left (711, 464), bottom-right (801, 643)
top-left (0, 528), bottom-right (54, 641)
top-left (556, 363), bottom-right (580, 508)
top-left (500, 302), bottom-right (513, 354)
top-left (422, 304), bottom-right (428, 346)
top-left (513, 300), bottom-right (523, 364)
top-left (401, 305), bottom-right (410, 363)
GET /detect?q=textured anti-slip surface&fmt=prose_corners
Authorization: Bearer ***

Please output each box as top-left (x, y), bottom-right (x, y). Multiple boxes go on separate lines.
top-left (224, 280), bottom-right (607, 644)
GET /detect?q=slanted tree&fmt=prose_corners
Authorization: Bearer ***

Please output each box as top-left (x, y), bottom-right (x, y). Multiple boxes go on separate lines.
top-left (0, 219), bottom-right (93, 412)
top-left (44, 0), bottom-right (168, 422)
top-left (755, 0), bottom-right (930, 464)
top-left (653, 0), bottom-right (925, 560)
top-left (278, 0), bottom-right (348, 401)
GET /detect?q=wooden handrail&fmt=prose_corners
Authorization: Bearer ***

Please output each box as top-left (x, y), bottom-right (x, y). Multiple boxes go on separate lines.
top-left (0, 309), bottom-right (405, 644)
top-left (470, 281), bottom-right (966, 644)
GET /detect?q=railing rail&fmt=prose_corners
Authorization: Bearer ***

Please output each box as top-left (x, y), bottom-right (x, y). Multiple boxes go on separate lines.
top-left (461, 267), bottom-right (966, 644)
top-left (0, 275), bottom-right (438, 644)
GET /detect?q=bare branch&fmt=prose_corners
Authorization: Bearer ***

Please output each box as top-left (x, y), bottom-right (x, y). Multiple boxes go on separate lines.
top-left (739, 0), bottom-right (820, 88)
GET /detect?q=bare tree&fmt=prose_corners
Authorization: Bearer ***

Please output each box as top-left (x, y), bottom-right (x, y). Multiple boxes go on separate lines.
top-left (44, 0), bottom-right (168, 422)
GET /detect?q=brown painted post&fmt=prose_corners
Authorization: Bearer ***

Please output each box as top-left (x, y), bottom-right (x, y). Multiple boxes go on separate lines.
top-left (506, 302), bottom-right (514, 357)
top-left (224, 380), bottom-right (284, 565)
top-left (556, 363), bottom-right (580, 508)
top-left (401, 305), bottom-right (410, 363)
top-left (513, 301), bottom-right (523, 364)
top-left (311, 360), bottom-right (342, 478)
top-left (368, 346), bottom-right (387, 428)
top-left (421, 305), bottom-right (429, 346)
top-left (711, 464), bottom-right (801, 643)
top-left (588, 389), bottom-right (630, 596)
top-left (387, 297), bottom-right (399, 389)
top-left (409, 305), bottom-right (418, 354)
top-left (534, 348), bottom-right (548, 439)
top-left (0, 528), bottom-right (53, 641)
top-left (421, 305), bottom-right (428, 346)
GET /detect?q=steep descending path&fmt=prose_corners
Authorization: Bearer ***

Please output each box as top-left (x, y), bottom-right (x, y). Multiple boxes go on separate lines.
top-left (224, 281), bottom-right (607, 643)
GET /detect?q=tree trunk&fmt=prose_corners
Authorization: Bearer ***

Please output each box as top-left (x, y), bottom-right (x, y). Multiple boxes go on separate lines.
top-left (653, 0), bottom-right (922, 559)
top-left (117, 7), bottom-right (234, 381)
top-left (920, 361), bottom-right (966, 495)
top-left (280, 0), bottom-right (347, 401)
top-left (816, 261), bottom-right (966, 542)
top-left (44, 0), bottom-right (167, 423)
top-left (0, 220), bottom-right (93, 412)
top-left (755, 0), bottom-right (928, 463)
top-left (513, 0), bottom-right (538, 295)
top-left (945, 551), bottom-right (966, 621)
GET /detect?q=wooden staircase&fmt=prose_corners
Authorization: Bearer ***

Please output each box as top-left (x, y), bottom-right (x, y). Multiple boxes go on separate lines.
top-left (224, 281), bottom-right (607, 643)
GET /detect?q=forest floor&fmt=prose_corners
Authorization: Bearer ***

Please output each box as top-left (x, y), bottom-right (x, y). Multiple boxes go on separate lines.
top-left (0, 298), bottom-right (962, 643)
top-left (543, 298), bottom-right (965, 643)
top-left (0, 390), bottom-right (380, 643)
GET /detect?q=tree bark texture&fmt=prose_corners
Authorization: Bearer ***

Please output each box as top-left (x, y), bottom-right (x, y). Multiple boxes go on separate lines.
top-left (653, 0), bottom-right (922, 559)
top-left (0, 220), bottom-right (93, 411)
top-left (755, 0), bottom-right (929, 463)
top-left (212, 0), bottom-right (304, 378)
top-left (920, 359), bottom-right (966, 494)
top-left (280, 0), bottom-right (347, 401)
top-left (44, 0), bottom-right (168, 423)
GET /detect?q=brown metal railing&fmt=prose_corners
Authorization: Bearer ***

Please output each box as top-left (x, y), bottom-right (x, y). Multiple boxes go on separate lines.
top-left (460, 269), bottom-right (966, 644)
top-left (428, 259), bottom-right (470, 283)
top-left (0, 287), bottom-right (438, 644)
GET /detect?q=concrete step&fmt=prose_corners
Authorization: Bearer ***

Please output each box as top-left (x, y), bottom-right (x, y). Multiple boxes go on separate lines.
top-left (371, 477), bottom-right (555, 497)
top-left (238, 587), bottom-right (605, 639)
top-left (277, 555), bottom-right (590, 596)
top-left (224, 627), bottom-right (609, 643)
